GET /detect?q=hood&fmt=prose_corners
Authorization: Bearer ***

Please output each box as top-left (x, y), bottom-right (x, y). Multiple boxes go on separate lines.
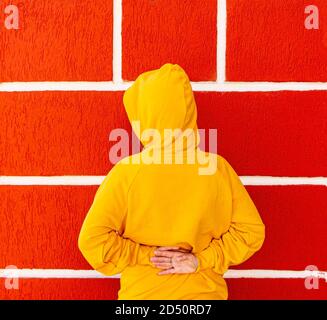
top-left (123, 63), bottom-right (199, 152)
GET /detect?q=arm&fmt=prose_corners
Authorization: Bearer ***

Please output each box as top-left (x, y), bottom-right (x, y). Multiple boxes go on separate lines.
top-left (78, 162), bottom-right (156, 276)
top-left (194, 156), bottom-right (265, 275)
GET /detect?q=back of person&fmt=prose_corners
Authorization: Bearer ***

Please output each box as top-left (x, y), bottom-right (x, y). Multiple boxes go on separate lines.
top-left (117, 150), bottom-right (232, 299)
top-left (78, 63), bottom-right (265, 300)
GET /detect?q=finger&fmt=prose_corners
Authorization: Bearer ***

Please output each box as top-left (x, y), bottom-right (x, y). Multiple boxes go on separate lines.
top-left (158, 268), bottom-right (176, 275)
top-left (150, 257), bottom-right (171, 263)
top-left (154, 251), bottom-right (185, 258)
top-left (156, 246), bottom-right (181, 251)
top-left (153, 263), bottom-right (172, 269)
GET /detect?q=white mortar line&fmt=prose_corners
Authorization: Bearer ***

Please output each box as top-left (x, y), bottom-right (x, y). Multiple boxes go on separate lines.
top-left (192, 81), bottom-right (327, 92)
top-left (217, 0), bottom-right (227, 83)
top-left (0, 81), bottom-right (129, 92)
top-left (112, 0), bottom-right (123, 84)
top-left (225, 269), bottom-right (327, 279)
top-left (0, 176), bottom-right (105, 186)
top-left (2, 81), bottom-right (327, 92)
top-left (0, 268), bottom-right (325, 279)
top-left (240, 176), bottom-right (327, 186)
top-left (0, 176), bottom-right (326, 186)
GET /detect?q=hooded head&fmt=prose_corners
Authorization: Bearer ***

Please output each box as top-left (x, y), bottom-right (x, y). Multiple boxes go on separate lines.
top-left (123, 63), bottom-right (199, 153)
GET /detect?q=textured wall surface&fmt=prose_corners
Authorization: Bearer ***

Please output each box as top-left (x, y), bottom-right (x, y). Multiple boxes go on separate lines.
top-left (2, 91), bottom-right (325, 176)
top-left (0, 0), bottom-right (113, 81)
top-left (227, 0), bottom-right (327, 81)
top-left (0, 92), bottom-right (128, 175)
top-left (122, 0), bottom-right (217, 80)
top-left (0, 279), bottom-right (120, 300)
top-left (0, 185), bottom-right (326, 271)
top-left (0, 0), bottom-right (326, 300)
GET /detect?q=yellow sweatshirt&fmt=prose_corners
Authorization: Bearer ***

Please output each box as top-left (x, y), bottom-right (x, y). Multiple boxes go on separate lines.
top-left (78, 63), bottom-right (265, 300)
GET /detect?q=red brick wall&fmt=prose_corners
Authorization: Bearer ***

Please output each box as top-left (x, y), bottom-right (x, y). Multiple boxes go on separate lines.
top-left (0, 0), bottom-right (326, 300)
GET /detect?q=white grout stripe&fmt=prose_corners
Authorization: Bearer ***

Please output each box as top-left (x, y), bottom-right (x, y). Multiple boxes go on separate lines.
top-left (0, 176), bottom-right (105, 186)
top-left (0, 176), bottom-right (326, 186)
top-left (2, 81), bottom-right (327, 92)
top-left (225, 269), bottom-right (327, 279)
top-left (0, 81), bottom-right (131, 92)
top-left (191, 81), bottom-right (327, 92)
top-left (240, 176), bottom-right (327, 186)
top-left (217, 0), bottom-right (227, 83)
top-left (0, 269), bottom-right (326, 279)
top-left (0, 269), bottom-right (119, 279)
top-left (112, 0), bottom-right (122, 84)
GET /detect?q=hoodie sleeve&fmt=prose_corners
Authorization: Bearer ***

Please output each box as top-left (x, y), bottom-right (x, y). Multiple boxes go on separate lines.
top-left (194, 156), bottom-right (265, 275)
top-left (78, 161), bottom-right (156, 276)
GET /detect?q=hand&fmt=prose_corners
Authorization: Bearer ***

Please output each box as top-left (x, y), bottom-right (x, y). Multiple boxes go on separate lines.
top-left (150, 246), bottom-right (199, 275)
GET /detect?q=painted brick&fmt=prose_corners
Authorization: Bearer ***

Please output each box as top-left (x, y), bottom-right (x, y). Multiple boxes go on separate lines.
top-left (0, 186), bottom-right (97, 269)
top-left (227, 0), bottom-right (327, 81)
top-left (238, 186), bottom-right (327, 270)
top-left (197, 91), bottom-right (327, 176)
top-left (227, 278), bottom-right (327, 300)
top-left (0, 278), bottom-right (119, 300)
top-left (122, 0), bottom-right (217, 81)
top-left (0, 0), bottom-right (113, 81)
top-left (0, 91), bottom-right (129, 175)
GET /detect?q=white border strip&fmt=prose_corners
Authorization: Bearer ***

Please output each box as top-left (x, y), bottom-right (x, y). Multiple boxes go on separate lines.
top-left (0, 176), bottom-right (105, 186)
top-left (0, 176), bottom-right (326, 186)
top-left (240, 176), bottom-right (327, 186)
top-left (225, 269), bottom-right (327, 279)
top-left (0, 269), bottom-right (326, 279)
top-left (2, 81), bottom-right (327, 92)
top-left (217, 0), bottom-right (227, 83)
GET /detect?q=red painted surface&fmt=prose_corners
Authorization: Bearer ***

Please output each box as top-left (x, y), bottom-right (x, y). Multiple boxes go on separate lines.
top-left (0, 186), bottom-right (97, 269)
top-left (0, 279), bottom-right (120, 300)
top-left (227, 279), bottom-right (327, 300)
top-left (239, 186), bottom-right (327, 270)
top-left (0, 91), bottom-right (129, 175)
top-left (1, 0), bottom-right (326, 301)
top-left (227, 0), bottom-right (327, 81)
top-left (1, 91), bottom-right (326, 176)
top-left (1, 278), bottom-right (326, 300)
top-left (0, 0), bottom-right (113, 81)
top-left (122, 0), bottom-right (217, 81)
top-left (1, 185), bottom-right (326, 271)
top-left (197, 91), bottom-right (327, 176)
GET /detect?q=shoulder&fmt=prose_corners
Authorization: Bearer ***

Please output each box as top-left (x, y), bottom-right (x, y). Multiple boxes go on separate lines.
top-left (216, 154), bottom-right (238, 174)
top-left (101, 154), bottom-right (144, 188)
top-left (217, 154), bottom-right (230, 170)
top-left (200, 152), bottom-right (241, 184)
top-left (196, 151), bottom-right (232, 171)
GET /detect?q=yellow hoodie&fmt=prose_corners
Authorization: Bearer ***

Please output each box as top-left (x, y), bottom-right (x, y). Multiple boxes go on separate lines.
top-left (78, 63), bottom-right (265, 300)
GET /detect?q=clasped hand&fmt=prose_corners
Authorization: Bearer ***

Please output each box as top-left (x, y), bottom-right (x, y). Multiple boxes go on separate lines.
top-left (150, 246), bottom-right (199, 275)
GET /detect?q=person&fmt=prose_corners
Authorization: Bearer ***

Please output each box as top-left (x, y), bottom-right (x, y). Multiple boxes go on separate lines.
top-left (78, 63), bottom-right (265, 300)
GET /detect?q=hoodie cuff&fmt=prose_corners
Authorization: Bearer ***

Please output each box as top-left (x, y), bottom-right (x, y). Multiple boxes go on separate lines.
top-left (137, 245), bottom-right (157, 266)
top-left (194, 246), bottom-right (215, 273)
